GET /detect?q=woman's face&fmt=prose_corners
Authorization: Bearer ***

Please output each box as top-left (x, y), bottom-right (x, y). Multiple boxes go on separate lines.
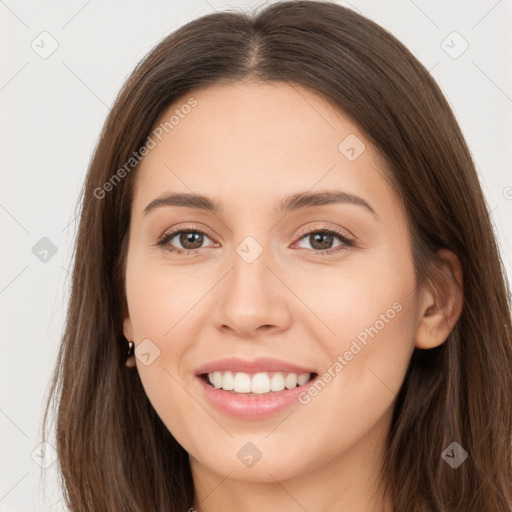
top-left (123, 81), bottom-right (423, 484)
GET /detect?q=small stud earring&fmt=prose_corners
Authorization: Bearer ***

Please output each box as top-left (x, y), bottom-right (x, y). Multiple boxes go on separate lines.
top-left (126, 341), bottom-right (135, 363)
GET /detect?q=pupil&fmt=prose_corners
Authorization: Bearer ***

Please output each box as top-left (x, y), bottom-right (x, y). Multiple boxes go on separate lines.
top-left (312, 233), bottom-right (332, 250)
top-left (181, 231), bottom-right (202, 249)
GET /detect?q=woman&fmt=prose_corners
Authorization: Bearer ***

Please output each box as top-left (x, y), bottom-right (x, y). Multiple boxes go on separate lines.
top-left (41, 1), bottom-right (512, 510)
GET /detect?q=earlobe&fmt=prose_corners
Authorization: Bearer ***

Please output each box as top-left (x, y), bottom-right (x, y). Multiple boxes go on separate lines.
top-left (414, 248), bottom-right (464, 350)
top-left (123, 316), bottom-right (134, 342)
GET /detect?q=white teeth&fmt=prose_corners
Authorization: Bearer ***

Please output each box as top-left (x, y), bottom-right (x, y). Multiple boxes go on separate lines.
top-left (212, 371), bottom-right (223, 389)
top-left (251, 372), bottom-right (271, 394)
top-left (223, 371), bottom-right (234, 390)
top-left (270, 372), bottom-right (285, 391)
top-left (207, 371), bottom-right (312, 394)
top-left (233, 372), bottom-right (252, 393)
top-left (297, 373), bottom-right (310, 386)
top-left (285, 373), bottom-right (298, 389)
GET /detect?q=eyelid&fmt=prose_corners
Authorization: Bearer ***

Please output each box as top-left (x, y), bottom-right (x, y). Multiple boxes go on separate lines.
top-left (294, 223), bottom-right (355, 243)
top-left (156, 222), bottom-right (214, 244)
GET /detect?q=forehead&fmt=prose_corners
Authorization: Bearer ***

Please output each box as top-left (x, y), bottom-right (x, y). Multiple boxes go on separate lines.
top-left (131, 80), bottom-right (395, 217)
top-left (150, 80), bottom-right (357, 154)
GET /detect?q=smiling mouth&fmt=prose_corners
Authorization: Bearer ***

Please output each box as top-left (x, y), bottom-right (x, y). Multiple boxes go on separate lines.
top-left (200, 371), bottom-right (317, 395)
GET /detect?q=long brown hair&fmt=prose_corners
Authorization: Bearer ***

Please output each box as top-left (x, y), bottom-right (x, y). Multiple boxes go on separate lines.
top-left (41, 1), bottom-right (512, 510)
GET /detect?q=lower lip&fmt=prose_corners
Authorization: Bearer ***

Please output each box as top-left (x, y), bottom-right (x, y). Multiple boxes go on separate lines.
top-left (196, 375), bottom-right (315, 420)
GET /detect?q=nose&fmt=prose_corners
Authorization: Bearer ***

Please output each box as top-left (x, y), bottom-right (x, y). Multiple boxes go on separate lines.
top-left (212, 246), bottom-right (292, 339)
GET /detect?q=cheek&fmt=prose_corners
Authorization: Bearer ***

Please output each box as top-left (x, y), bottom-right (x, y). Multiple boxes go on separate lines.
top-left (293, 243), bottom-right (419, 405)
top-left (284, 273), bottom-right (417, 471)
top-left (123, 252), bottom-right (197, 400)
top-left (124, 257), bottom-right (206, 444)
top-left (293, 252), bottom-right (417, 354)
top-left (124, 250), bottom-right (208, 342)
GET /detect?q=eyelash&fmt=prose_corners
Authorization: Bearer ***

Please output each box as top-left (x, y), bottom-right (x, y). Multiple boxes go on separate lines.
top-left (156, 224), bottom-right (355, 257)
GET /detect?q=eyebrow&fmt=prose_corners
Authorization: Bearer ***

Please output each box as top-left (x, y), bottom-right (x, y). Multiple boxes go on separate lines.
top-left (143, 190), bottom-right (377, 218)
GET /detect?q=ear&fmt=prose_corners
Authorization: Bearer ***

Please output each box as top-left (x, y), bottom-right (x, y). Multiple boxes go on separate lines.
top-left (123, 315), bottom-right (136, 368)
top-left (415, 248), bottom-right (464, 350)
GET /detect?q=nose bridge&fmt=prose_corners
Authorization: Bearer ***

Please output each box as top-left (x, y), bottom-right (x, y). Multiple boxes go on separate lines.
top-left (226, 209), bottom-right (273, 278)
top-left (229, 232), bottom-right (274, 305)
top-left (212, 227), bottom-right (291, 335)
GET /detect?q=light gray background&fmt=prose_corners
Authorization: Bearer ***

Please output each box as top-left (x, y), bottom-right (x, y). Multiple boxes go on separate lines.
top-left (1, 0), bottom-right (511, 510)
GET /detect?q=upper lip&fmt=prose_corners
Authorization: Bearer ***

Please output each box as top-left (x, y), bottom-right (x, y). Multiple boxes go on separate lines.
top-left (195, 357), bottom-right (317, 376)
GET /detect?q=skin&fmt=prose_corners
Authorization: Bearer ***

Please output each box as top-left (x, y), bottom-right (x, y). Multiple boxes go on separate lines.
top-left (123, 81), bottom-right (463, 512)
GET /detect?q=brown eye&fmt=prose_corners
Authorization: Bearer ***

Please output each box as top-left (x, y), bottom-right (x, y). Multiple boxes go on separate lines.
top-left (294, 228), bottom-right (354, 255)
top-left (157, 229), bottom-right (215, 253)
top-left (308, 232), bottom-right (336, 251)
top-left (175, 231), bottom-right (205, 250)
